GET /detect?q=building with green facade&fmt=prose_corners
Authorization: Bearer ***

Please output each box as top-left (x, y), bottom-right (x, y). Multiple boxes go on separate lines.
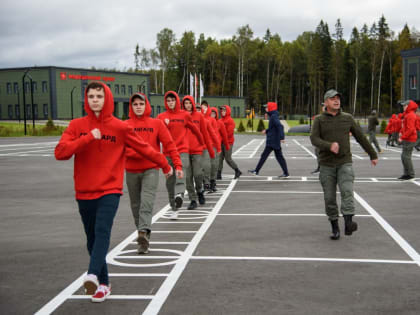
top-left (0, 66), bottom-right (149, 120)
top-left (401, 48), bottom-right (420, 102)
top-left (0, 66), bottom-right (245, 121)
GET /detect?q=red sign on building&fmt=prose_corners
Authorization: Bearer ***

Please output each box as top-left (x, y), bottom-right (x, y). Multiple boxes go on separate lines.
top-left (60, 72), bottom-right (115, 82)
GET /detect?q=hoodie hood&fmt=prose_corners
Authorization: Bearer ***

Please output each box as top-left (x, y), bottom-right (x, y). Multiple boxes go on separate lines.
top-left (391, 114), bottom-right (397, 119)
top-left (181, 95), bottom-right (197, 113)
top-left (164, 91), bottom-right (181, 113)
top-left (398, 113), bottom-right (403, 119)
top-left (84, 82), bottom-right (114, 121)
top-left (210, 107), bottom-right (219, 120)
top-left (203, 104), bottom-right (212, 118)
top-left (404, 100), bottom-right (418, 114)
top-left (128, 92), bottom-right (151, 120)
top-left (221, 105), bottom-right (231, 118)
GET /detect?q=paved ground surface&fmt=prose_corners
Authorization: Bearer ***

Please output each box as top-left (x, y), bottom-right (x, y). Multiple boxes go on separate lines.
top-left (1, 134), bottom-right (420, 315)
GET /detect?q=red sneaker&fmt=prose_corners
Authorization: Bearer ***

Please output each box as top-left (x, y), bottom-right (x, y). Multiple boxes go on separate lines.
top-left (91, 284), bottom-right (111, 303)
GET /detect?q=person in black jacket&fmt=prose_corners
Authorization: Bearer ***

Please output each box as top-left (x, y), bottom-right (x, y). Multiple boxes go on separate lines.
top-left (248, 102), bottom-right (290, 178)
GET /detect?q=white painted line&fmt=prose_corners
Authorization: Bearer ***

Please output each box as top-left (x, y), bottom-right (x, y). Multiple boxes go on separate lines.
top-left (302, 177), bottom-right (307, 181)
top-left (412, 181), bottom-right (420, 187)
top-left (0, 141), bottom-right (57, 147)
top-left (249, 139), bottom-right (266, 158)
top-left (292, 139), bottom-right (317, 159)
top-left (115, 256), bottom-right (181, 259)
top-left (232, 190), bottom-right (324, 194)
top-left (218, 213), bottom-right (372, 217)
top-left (143, 179), bottom-right (237, 315)
top-left (0, 148), bottom-right (54, 156)
top-left (371, 178), bottom-right (379, 182)
top-left (190, 256), bottom-right (415, 264)
top-left (152, 231), bottom-right (196, 234)
top-left (154, 221), bottom-right (203, 224)
top-left (149, 241), bottom-right (190, 245)
top-left (354, 192), bottom-right (420, 267)
top-left (267, 176), bottom-right (273, 181)
top-left (109, 273), bottom-right (169, 277)
top-left (352, 154), bottom-right (364, 160)
top-left (69, 295), bottom-right (154, 300)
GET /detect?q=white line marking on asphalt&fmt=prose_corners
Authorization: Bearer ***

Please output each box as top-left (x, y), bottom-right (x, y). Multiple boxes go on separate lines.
top-left (232, 190), bottom-right (324, 194)
top-left (354, 192), bottom-right (420, 267)
top-left (249, 139), bottom-right (266, 158)
top-left (190, 256), bottom-right (415, 264)
top-left (152, 231), bottom-right (197, 233)
top-left (69, 295), bottom-right (154, 300)
top-left (352, 154), bottom-right (364, 160)
top-left (217, 214), bottom-right (373, 217)
top-left (109, 273), bottom-right (169, 277)
top-left (371, 178), bottom-right (379, 182)
top-left (292, 139), bottom-right (317, 159)
top-left (142, 179), bottom-right (237, 315)
top-left (411, 180), bottom-right (420, 187)
top-left (0, 141), bottom-right (57, 147)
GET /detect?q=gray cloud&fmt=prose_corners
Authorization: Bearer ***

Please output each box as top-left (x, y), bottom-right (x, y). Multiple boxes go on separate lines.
top-left (1, 0), bottom-right (419, 70)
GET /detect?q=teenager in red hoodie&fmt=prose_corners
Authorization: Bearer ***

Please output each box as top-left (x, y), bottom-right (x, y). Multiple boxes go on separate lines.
top-left (181, 96), bottom-right (215, 209)
top-left (385, 114), bottom-right (396, 146)
top-left (55, 82), bottom-right (172, 302)
top-left (414, 108), bottom-right (420, 151)
top-left (157, 91), bottom-right (204, 218)
top-left (393, 113), bottom-right (403, 146)
top-left (199, 101), bottom-right (221, 192)
top-left (125, 93), bottom-right (183, 254)
top-left (218, 105), bottom-right (242, 179)
top-left (398, 100), bottom-right (418, 180)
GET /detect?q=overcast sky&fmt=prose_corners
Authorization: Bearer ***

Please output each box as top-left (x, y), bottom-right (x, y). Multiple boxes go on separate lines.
top-left (1, 0), bottom-right (419, 70)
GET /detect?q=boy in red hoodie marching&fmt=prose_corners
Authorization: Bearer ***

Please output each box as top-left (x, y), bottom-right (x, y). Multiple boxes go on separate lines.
top-left (181, 96), bottom-right (215, 209)
top-left (55, 82), bottom-right (172, 302)
top-left (157, 91), bottom-right (205, 218)
top-left (125, 93), bottom-right (183, 254)
top-left (218, 105), bottom-right (242, 179)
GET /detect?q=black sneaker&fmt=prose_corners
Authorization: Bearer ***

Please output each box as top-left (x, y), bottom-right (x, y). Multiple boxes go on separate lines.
top-left (398, 175), bottom-right (413, 180)
top-left (188, 200), bottom-right (198, 210)
top-left (330, 220), bottom-right (340, 240)
top-left (198, 191), bottom-right (206, 205)
top-left (248, 169), bottom-right (258, 176)
top-left (217, 171), bottom-right (222, 180)
top-left (175, 193), bottom-right (183, 209)
top-left (234, 168), bottom-right (242, 179)
top-left (210, 180), bottom-right (217, 192)
top-left (277, 174), bottom-right (290, 179)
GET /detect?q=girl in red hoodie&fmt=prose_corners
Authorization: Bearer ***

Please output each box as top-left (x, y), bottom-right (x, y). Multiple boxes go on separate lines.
top-left (157, 91), bottom-right (205, 219)
top-left (218, 105), bottom-right (242, 179)
top-left (55, 82), bottom-right (172, 302)
top-left (181, 96), bottom-right (215, 209)
top-left (125, 93), bottom-right (183, 254)
top-left (199, 101), bottom-right (221, 192)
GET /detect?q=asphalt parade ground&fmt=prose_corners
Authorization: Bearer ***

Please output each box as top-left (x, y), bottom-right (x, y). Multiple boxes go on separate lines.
top-left (1, 134), bottom-right (420, 315)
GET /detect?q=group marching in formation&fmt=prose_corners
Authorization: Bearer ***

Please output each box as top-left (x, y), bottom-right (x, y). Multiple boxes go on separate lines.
top-left (54, 82), bottom-right (419, 302)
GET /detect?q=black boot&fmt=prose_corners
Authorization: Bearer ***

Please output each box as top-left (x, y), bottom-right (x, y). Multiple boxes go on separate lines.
top-left (344, 215), bottom-right (358, 235)
top-left (330, 220), bottom-right (340, 240)
top-left (203, 183), bottom-right (211, 192)
top-left (197, 191), bottom-right (206, 205)
top-left (210, 179), bottom-right (217, 192)
top-left (217, 170), bottom-right (222, 180)
top-left (187, 200), bottom-right (197, 210)
top-left (234, 168), bottom-right (242, 179)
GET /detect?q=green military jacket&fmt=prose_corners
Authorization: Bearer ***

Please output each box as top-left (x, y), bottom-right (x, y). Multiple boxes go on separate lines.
top-left (310, 110), bottom-right (378, 167)
top-left (367, 114), bottom-right (379, 132)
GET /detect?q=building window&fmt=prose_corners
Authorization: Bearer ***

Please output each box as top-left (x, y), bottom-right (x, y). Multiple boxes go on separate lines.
top-left (409, 75), bottom-right (417, 90)
top-left (33, 104), bottom-right (38, 119)
top-left (26, 104), bottom-right (31, 119)
top-left (42, 81), bottom-right (48, 93)
top-left (137, 85), bottom-right (145, 93)
top-left (43, 104), bottom-right (48, 118)
top-left (121, 85), bottom-right (126, 95)
top-left (8, 105), bottom-right (13, 118)
top-left (157, 106), bottom-right (161, 114)
top-left (15, 105), bottom-right (20, 118)
top-left (7, 83), bottom-right (12, 94)
top-left (14, 82), bottom-right (19, 94)
top-left (115, 84), bottom-right (120, 95)
top-left (128, 85), bottom-right (133, 95)
top-left (25, 82), bottom-right (30, 93)
top-left (32, 81), bottom-right (37, 92)
top-left (151, 106), bottom-right (154, 117)
top-left (113, 102), bottom-right (119, 117)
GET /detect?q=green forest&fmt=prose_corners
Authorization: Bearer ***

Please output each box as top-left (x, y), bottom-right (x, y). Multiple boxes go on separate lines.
top-left (112, 15), bottom-right (420, 117)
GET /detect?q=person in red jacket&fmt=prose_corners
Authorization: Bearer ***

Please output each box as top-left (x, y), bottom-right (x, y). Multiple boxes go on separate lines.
top-left (200, 100), bottom-right (221, 192)
top-left (181, 96), bottom-right (215, 209)
top-left (157, 91), bottom-right (205, 218)
top-left (393, 113), bottom-right (403, 146)
top-left (55, 82), bottom-right (172, 302)
top-left (218, 105), bottom-right (242, 179)
top-left (125, 93), bottom-right (183, 254)
top-left (415, 108), bottom-right (420, 151)
top-left (385, 114), bottom-right (396, 146)
top-left (398, 100), bottom-right (418, 180)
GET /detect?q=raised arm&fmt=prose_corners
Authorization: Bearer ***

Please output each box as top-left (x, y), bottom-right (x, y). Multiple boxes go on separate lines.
top-left (55, 121), bottom-right (95, 160)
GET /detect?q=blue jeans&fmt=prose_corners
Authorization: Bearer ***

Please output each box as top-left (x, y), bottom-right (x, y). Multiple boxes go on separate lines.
top-left (77, 194), bottom-right (120, 285)
top-left (255, 146), bottom-right (289, 175)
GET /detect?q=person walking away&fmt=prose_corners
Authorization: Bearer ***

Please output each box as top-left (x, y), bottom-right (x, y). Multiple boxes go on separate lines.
top-left (367, 109), bottom-right (383, 153)
top-left (55, 82), bottom-right (172, 302)
top-left (310, 89), bottom-right (378, 240)
top-left (248, 102), bottom-right (289, 178)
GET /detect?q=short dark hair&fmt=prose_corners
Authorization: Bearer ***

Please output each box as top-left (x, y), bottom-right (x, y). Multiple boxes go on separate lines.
top-left (86, 82), bottom-right (104, 93)
top-left (166, 93), bottom-right (176, 100)
top-left (131, 94), bottom-right (145, 103)
top-left (201, 100), bottom-right (209, 106)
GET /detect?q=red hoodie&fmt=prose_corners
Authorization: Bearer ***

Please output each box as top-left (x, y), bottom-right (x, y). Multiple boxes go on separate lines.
top-left (157, 91), bottom-right (204, 156)
top-left (394, 113), bottom-right (403, 133)
top-left (385, 114), bottom-right (397, 134)
top-left (210, 107), bottom-right (230, 151)
top-left (401, 101), bottom-right (418, 142)
top-left (55, 83), bottom-right (170, 200)
top-left (181, 96), bottom-right (215, 158)
top-left (221, 105), bottom-right (236, 145)
top-left (125, 93), bottom-right (182, 173)
top-left (415, 114), bottom-right (420, 131)
top-left (202, 106), bottom-right (222, 153)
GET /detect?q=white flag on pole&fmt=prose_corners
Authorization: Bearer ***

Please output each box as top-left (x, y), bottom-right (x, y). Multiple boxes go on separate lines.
top-left (200, 74), bottom-right (204, 98)
top-left (189, 73), bottom-right (194, 96)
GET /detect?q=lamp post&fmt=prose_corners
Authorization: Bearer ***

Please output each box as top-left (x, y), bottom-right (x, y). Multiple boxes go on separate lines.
top-left (17, 88), bottom-right (21, 123)
top-left (29, 75), bottom-right (35, 129)
top-left (70, 86), bottom-right (76, 120)
top-left (22, 68), bottom-right (31, 135)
